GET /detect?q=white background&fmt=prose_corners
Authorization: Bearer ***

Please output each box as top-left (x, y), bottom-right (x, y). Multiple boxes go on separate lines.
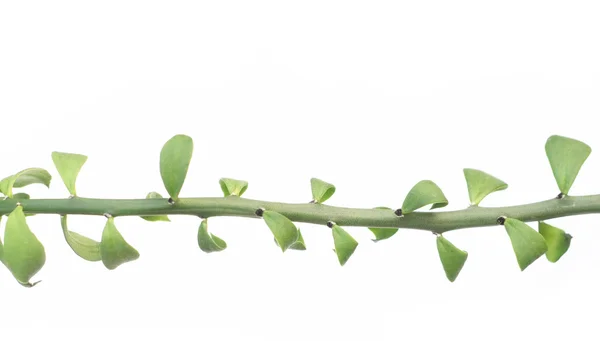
top-left (1, 1), bottom-right (600, 340)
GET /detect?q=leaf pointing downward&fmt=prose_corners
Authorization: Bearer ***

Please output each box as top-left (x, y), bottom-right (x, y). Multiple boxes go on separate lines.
top-left (61, 215), bottom-right (102, 262)
top-left (545, 135), bottom-right (591, 195)
top-left (538, 221), bottom-right (572, 263)
top-left (436, 235), bottom-right (468, 282)
top-left (332, 224), bottom-right (358, 266)
top-left (504, 218), bottom-right (548, 271)
top-left (262, 211), bottom-right (299, 252)
top-left (197, 219), bottom-right (227, 253)
top-left (463, 168), bottom-right (508, 205)
top-left (100, 217), bottom-right (140, 270)
top-left (51, 151), bottom-right (88, 196)
top-left (402, 180), bottom-right (448, 214)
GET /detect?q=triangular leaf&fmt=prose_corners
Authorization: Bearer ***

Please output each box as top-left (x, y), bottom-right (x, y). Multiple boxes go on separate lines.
top-left (160, 134), bottom-right (194, 200)
top-left (367, 207), bottom-right (398, 242)
top-left (51, 151), bottom-right (88, 196)
top-left (197, 219), bottom-right (227, 253)
top-left (504, 218), bottom-right (548, 271)
top-left (262, 211), bottom-right (299, 252)
top-left (274, 229), bottom-right (307, 250)
top-left (61, 215), bottom-right (102, 262)
top-left (100, 217), bottom-right (140, 270)
top-left (332, 224), bottom-right (358, 266)
top-left (402, 180), bottom-right (448, 214)
top-left (538, 221), bottom-right (572, 263)
top-left (545, 135), bottom-right (591, 195)
top-left (436, 235), bottom-right (468, 282)
top-left (140, 192), bottom-right (171, 222)
top-left (2, 206), bottom-right (46, 286)
top-left (0, 168), bottom-right (52, 198)
top-left (310, 178), bottom-right (336, 204)
top-left (463, 168), bottom-right (508, 205)
top-left (219, 178), bottom-right (249, 197)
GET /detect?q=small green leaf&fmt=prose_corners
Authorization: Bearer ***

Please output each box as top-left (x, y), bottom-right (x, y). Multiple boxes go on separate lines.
top-left (0, 216), bottom-right (4, 264)
top-left (504, 218), bottom-right (548, 271)
top-left (436, 235), bottom-right (468, 282)
top-left (274, 229), bottom-right (307, 250)
top-left (160, 134), bottom-right (194, 201)
top-left (401, 180), bottom-right (448, 214)
top-left (262, 211), bottom-right (299, 252)
top-left (2, 206), bottom-right (46, 286)
top-left (538, 221), bottom-right (572, 262)
top-left (197, 219), bottom-right (227, 253)
top-left (100, 217), bottom-right (140, 270)
top-left (332, 224), bottom-right (358, 266)
top-left (51, 151), bottom-right (88, 196)
top-left (0, 168), bottom-right (52, 198)
top-left (463, 168), bottom-right (508, 205)
top-left (310, 178), bottom-right (336, 203)
top-left (140, 192), bottom-right (171, 222)
top-left (219, 178), bottom-right (249, 197)
top-left (545, 135), bottom-right (591, 195)
top-left (367, 207), bottom-right (398, 242)
top-left (61, 215), bottom-right (102, 262)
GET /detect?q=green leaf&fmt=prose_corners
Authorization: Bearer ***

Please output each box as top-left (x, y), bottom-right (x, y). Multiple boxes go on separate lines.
top-left (545, 135), bottom-right (591, 195)
top-left (0, 216), bottom-right (4, 264)
top-left (401, 180), bottom-right (448, 214)
top-left (197, 219), bottom-right (227, 253)
top-left (367, 207), bottom-right (398, 242)
top-left (61, 215), bottom-right (102, 262)
top-left (310, 178), bottom-right (336, 203)
top-left (0, 168), bottom-right (52, 198)
top-left (160, 134), bottom-right (194, 200)
top-left (51, 151), bottom-right (88, 196)
top-left (504, 218), bottom-right (548, 271)
top-left (219, 178), bottom-right (249, 197)
top-left (463, 168), bottom-right (508, 205)
top-left (538, 221), bottom-right (572, 263)
top-left (332, 224), bottom-right (358, 266)
top-left (100, 217), bottom-right (140, 270)
top-left (436, 235), bottom-right (468, 282)
top-left (274, 229), bottom-right (307, 250)
top-left (262, 211), bottom-right (299, 252)
top-left (140, 192), bottom-right (171, 222)
top-left (2, 206), bottom-right (46, 287)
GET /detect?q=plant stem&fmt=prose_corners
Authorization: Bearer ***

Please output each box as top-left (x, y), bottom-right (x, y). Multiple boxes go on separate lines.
top-left (1, 194), bottom-right (599, 233)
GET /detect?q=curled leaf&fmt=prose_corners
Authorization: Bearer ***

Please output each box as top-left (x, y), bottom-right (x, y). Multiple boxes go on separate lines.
top-left (463, 168), bottom-right (508, 205)
top-left (160, 134), bottom-right (194, 201)
top-left (100, 217), bottom-right (140, 270)
top-left (275, 229), bottom-right (307, 250)
top-left (61, 215), bottom-right (102, 262)
top-left (219, 178), bottom-right (249, 197)
top-left (436, 235), bottom-right (468, 282)
top-left (262, 211), bottom-right (299, 252)
top-left (538, 221), bottom-right (572, 262)
top-left (51, 151), bottom-right (88, 196)
top-left (2, 206), bottom-right (46, 286)
top-left (401, 180), bottom-right (448, 214)
top-left (545, 135), bottom-right (591, 195)
top-left (197, 219), bottom-right (227, 253)
top-left (0, 168), bottom-right (52, 198)
top-left (140, 192), bottom-right (170, 222)
top-left (310, 178), bottom-right (336, 203)
top-left (504, 218), bottom-right (548, 271)
top-left (367, 207), bottom-right (398, 242)
top-left (332, 224), bottom-right (358, 266)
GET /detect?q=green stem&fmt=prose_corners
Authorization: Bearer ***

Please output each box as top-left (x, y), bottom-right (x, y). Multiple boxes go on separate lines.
top-left (1, 194), bottom-right (599, 233)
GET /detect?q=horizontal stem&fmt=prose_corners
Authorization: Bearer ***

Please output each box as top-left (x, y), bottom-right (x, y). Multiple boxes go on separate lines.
top-left (1, 194), bottom-right (599, 233)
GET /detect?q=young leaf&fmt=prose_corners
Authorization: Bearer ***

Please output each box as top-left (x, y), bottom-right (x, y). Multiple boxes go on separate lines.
top-left (100, 217), bottom-right (140, 270)
top-left (197, 219), bottom-right (227, 253)
top-left (140, 192), bottom-right (171, 222)
top-left (367, 207), bottom-right (398, 242)
top-left (332, 224), bottom-right (358, 266)
top-left (219, 178), bottom-right (249, 197)
top-left (274, 229), bottom-right (307, 250)
top-left (436, 235), bottom-right (468, 282)
top-left (463, 168), bottom-right (508, 205)
top-left (262, 211), bottom-right (299, 252)
top-left (310, 178), bottom-right (336, 204)
top-left (160, 134), bottom-right (194, 201)
top-left (504, 218), bottom-right (548, 271)
top-left (51, 151), bottom-right (88, 196)
top-left (0, 168), bottom-right (52, 198)
top-left (61, 215), bottom-right (102, 262)
top-left (545, 135), bottom-right (591, 195)
top-left (2, 206), bottom-right (46, 287)
top-left (401, 180), bottom-right (448, 214)
top-left (538, 221), bottom-right (572, 263)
